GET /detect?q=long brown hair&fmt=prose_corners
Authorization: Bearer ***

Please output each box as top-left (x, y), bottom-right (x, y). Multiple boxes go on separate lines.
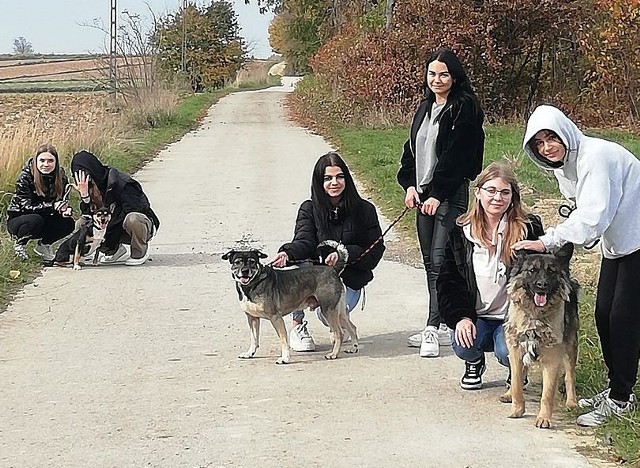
top-left (31, 143), bottom-right (64, 199)
top-left (457, 162), bottom-right (529, 266)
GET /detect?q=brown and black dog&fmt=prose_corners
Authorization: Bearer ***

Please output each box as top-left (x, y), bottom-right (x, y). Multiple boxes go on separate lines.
top-left (222, 241), bottom-right (358, 364)
top-left (501, 243), bottom-right (580, 428)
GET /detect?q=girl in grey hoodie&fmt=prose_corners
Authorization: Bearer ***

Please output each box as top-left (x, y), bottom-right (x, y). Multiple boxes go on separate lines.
top-left (513, 104), bottom-right (639, 427)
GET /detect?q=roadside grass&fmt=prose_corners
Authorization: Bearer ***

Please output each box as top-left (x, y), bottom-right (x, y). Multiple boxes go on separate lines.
top-left (0, 89), bottom-right (230, 311)
top-left (326, 122), bottom-right (640, 465)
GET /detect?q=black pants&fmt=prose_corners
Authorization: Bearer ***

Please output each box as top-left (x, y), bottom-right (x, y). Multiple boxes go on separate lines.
top-left (7, 213), bottom-right (75, 245)
top-left (416, 182), bottom-right (469, 328)
top-left (595, 248), bottom-right (640, 402)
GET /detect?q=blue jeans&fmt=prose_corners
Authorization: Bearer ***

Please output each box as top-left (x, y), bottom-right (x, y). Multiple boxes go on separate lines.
top-left (451, 318), bottom-right (509, 367)
top-left (292, 287), bottom-right (361, 324)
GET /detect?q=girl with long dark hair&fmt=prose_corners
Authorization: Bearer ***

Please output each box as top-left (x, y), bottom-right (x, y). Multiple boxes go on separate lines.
top-left (397, 47), bottom-right (485, 358)
top-left (271, 152), bottom-right (385, 351)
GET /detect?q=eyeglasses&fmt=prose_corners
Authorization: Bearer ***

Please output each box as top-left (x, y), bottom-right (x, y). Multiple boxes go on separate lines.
top-left (478, 186), bottom-right (513, 197)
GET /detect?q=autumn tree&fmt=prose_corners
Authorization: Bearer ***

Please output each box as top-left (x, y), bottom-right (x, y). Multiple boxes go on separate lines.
top-left (154, 1), bottom-right (245, 90)
top-left (13, 36), bottom-right (34, 55)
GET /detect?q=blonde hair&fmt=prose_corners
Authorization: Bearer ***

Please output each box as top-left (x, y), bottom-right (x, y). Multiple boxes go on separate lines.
top-left (457, 162), bottom-right (529, 266)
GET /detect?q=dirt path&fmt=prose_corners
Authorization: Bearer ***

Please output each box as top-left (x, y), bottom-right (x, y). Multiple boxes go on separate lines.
top-left (0, 87), bottom-right (598, 467)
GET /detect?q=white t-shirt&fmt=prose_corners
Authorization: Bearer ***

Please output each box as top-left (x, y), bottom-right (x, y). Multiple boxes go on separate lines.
top-left (463, 221), bottom-right (509, 320)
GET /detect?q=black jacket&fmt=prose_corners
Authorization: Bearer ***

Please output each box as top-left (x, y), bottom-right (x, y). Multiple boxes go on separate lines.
top-left (7, 159), bottom-right (69, 218)
top-left (437, 215), bottom-right (544, 329)
top-left (397, 98), bottom-right (484, 202)
top-left (279, 199), bottom-right (385, 290)
top-left (80, 167), bottom-right (160, 251)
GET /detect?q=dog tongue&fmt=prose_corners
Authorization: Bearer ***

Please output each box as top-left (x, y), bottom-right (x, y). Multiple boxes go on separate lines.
top-left (534, 293), bottom-right (547, 307)
top-left (240, 277), bottom-right (250, 284)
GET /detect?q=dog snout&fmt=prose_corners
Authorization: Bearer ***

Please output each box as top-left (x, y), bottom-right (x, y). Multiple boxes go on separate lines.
top-left (534, 279), bottom-right (548, 290)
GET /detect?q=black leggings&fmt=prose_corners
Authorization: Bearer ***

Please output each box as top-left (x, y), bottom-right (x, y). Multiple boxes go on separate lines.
top-left (7, 213), bottom-right (75, 245)
top-left (595, 249), bottom-right (640, 402)
top-left (416, 182), bottom-right (469, 328)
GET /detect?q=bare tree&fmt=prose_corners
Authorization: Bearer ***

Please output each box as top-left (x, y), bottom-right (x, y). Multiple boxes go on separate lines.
top-left (13, 36), bottom-right (34, 55)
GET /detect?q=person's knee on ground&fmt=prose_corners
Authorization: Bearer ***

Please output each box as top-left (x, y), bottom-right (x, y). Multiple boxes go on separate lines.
top-left (123, 212), bottom-right (153, 259)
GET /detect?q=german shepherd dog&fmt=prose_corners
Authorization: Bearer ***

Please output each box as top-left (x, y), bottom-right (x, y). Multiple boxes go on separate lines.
top-left (501, 243), bottom-right (579, 428)
top-left (222, 240), bottom-right (358, 364)
top-left (54, 203), bottom-right (114, 270)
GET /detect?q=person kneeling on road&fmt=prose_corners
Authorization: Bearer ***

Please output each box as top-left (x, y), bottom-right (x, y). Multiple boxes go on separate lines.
top-left (438, 162), bottom-right (544, 390)
top-left (70, 150), bottom-right (160, 266)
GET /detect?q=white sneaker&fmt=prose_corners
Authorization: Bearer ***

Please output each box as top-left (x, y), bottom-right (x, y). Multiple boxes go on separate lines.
top-left (101, 244), bottom-right (129, 264)
top-left (578, 388), bottom-right (637, 408)
top-left (419, 327), bottom-right (439, 357)
top-left (125, 250), bottom-right (150, 266)
top-left (289, 321), bottom-right (315, 352)
top-left (33, 241), bottom-right (55, 261)
top-left (408, 324), bottom-right (451, 347)
top-left (576, 396), bottom-right (635, 427)
top-left (407, 332), bottom-right (422, 348)
top-left (437, 323), bottom-right (452, 346)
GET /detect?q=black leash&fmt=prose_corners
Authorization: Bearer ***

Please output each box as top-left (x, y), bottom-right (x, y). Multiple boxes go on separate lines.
top-left (558, 203), bottom-right (599, 250)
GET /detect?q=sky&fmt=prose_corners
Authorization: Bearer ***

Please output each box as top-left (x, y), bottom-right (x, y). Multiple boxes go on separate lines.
top-left (0, 0), bottom-right (274, 58)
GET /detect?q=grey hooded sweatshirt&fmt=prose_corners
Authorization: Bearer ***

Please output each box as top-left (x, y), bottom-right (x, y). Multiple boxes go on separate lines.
top-left (523, 105), bottom-right (640, 259)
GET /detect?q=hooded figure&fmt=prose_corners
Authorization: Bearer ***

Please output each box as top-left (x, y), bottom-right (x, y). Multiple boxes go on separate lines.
top-left (522, 105), bottom-right (640, 259)
top-left (70, 150), bottom-right (160, 265)
top-left (517, 104), bottom-right (640, 427)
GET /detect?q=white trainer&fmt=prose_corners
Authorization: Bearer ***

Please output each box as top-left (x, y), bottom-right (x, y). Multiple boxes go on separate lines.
top-left (101, 244), bottom-right (129, 264)
top-left (33, 241), bottom-right (55, 261)
top-left (289, 321), bottom-right (315, 352)
top-left (125, 250), bottom-right (150, 266)
top-left (577, 396), bottom-right (634, 427)
top-left (407, 332), bottom-right (422, 348)
top-left (420, 327), bottom-right (439, 358)
top-left (437, 323), bottom-right (452, 346)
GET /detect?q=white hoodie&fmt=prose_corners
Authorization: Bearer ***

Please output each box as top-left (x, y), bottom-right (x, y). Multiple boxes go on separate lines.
top-left (523, 105), bottom-right (640, 259)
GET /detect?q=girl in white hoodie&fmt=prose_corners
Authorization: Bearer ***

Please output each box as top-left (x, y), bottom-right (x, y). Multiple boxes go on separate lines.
top-left (513, 104), bottom-right (639, 427)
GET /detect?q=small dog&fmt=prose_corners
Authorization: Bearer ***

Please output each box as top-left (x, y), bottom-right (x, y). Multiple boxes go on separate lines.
top-left (54, 203), bottom-right (114, 270)
top-left (501, 243), bottom-right (579, 428)
top-left (222, 240), bottom-right (358, 364)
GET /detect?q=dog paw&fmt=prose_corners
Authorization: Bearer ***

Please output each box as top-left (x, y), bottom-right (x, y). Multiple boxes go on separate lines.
top-left (275, 357), bottom-right (290, 365)
top-left (534, 417), bottom-right (552, 429)
top-left (344, 344), bottom-right (359, 354)
top-left (324, 354), bottom-right (338, 360)
top-left (565, 398), bottom-right (577, 409)
top-left (499, 392), bottom-right (512, 404)
top-left (508, 407), bottom-right (525, 419)
top-left (73, 265), bottom-right (82, 271)
top-left (238, 352), bottom-right (255, 359)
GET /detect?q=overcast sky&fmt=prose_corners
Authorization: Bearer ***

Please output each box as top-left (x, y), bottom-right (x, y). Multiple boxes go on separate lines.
top-left (0, 0), bottom-right (274, 58)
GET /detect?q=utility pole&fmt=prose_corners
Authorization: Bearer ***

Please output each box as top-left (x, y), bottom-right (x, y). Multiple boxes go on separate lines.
top-left (181, 0), bottom-right (187, 73)
top-left (109, 0), bottom-right (117, 99)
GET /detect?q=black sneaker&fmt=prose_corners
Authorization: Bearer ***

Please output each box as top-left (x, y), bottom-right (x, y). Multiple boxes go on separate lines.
top-left (460, 356), bottom-right (486, 390)
top-left (505, 372), bottom-right (529, 390)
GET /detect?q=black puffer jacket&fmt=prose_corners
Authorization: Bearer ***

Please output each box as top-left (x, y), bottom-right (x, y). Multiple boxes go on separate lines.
top-left (437, 215), bottom-right (544, 329)
top-left (7, 159), bottom-right (69, 218)
top-left (279, 199), bottom-right (385, 290)
top-left (397, 98), bottom-right (485, 202)
top-left (79, 167), bottom-right (160, 251)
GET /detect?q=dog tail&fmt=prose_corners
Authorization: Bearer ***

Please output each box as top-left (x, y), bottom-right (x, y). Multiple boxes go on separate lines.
top-left (317, 240), bottom-right (349, 273)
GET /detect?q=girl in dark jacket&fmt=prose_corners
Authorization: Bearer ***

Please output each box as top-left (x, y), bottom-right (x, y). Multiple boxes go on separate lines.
top-left (437, 162), bottom-right (544, 390)
top-left (397, 47), bottom-right (485, 358)
top-left (71, 150), bottom-right (160, 266)
top-left (7, 144), bottom-right (74, 261)
top-left (271, 152), bottom-right (385, 352)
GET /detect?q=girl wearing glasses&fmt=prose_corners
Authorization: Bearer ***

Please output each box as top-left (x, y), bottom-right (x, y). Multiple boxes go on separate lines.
top-left (271, 152), bottom-right (385, 352)
top-left (438, 162), bottom-right (544, 390)
top-left (397, 47), bottom-right (485, 358)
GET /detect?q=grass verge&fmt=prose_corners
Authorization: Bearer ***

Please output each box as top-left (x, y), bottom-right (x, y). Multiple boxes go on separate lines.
top-left (308, 118), bottom-right (640, 464)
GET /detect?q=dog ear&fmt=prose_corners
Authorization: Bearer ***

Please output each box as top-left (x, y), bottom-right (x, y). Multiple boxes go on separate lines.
top-left (554, 242), bottom-right (574, 269)
top-left (109, 202), bottom-right (117, 214)
top-left (222, 250), bottom-right (235, 261)
top-left (257, 251), bottom-right (268, 259)
top-left (89, 202), bottom-right (98, 213)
